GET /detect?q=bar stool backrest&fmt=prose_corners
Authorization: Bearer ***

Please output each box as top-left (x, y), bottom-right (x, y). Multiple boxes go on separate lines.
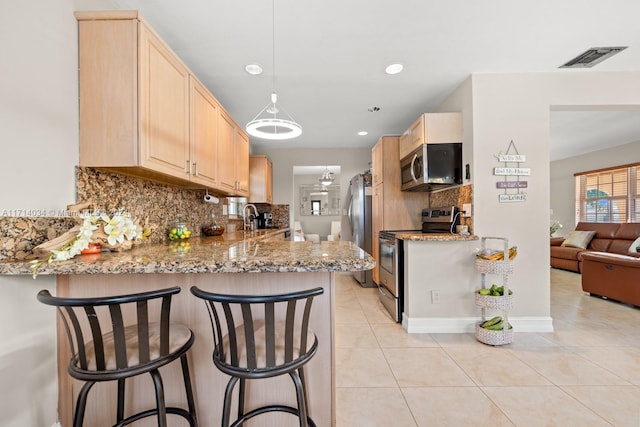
top-left (37, 287), bottom-right (182, 375)
top-left (191, 286), bottom-right (324, 376)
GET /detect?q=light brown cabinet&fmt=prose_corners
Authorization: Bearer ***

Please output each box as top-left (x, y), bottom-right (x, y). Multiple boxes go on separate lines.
top-left (235, 129), bottom-right (250, 197)
top-left (371, 136), bottom-right (429, 283)
top-left (398, 112), bottom-right (462, 160)
top-left (76, 11), bottom-right (248, 196)
top-left (249, 155), bottom-right (273, 204)
top-left (189, 77), bottom-right (220, 187)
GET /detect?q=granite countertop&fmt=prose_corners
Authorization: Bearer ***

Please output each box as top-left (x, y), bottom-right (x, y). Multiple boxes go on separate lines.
top-left (0, 228), bottom-right (375, 276)
top-left (393, 232), bottom-right (479, 241)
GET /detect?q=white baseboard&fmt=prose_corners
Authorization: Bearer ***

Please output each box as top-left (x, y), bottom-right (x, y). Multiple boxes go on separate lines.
top-left (402, 315), bottom-right (554, 333)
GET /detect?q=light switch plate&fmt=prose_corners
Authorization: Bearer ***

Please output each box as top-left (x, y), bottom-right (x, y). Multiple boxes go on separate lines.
top-left (462, 203), bottom-right (472, 217)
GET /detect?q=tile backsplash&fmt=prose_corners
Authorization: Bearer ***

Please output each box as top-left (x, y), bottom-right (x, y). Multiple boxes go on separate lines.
top-left (430, 184), bottom-right (473, 232)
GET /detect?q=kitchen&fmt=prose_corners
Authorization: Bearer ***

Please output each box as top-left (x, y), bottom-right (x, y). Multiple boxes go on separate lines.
top-left (3, 1), bottom-right (640, 426)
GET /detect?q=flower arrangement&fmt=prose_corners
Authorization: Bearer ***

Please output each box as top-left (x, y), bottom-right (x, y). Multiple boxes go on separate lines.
top-left (30, 209), bottom-right (147, 277)
top-left (550, 220), bottom-right (563, 236)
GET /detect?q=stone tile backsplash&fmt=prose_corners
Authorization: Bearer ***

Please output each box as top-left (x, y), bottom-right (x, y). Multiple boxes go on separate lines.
top-left (1, 167), bottom-right (290, 260)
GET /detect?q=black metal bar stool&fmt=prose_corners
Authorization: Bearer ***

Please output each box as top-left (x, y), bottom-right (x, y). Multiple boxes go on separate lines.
top-left (37, 287), bottom-right (198, 427)
top-left (191, 286), bottom-right (324, 427)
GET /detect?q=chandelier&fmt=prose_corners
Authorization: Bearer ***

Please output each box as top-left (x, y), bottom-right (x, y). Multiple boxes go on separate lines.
top-left (245, 0), bottom-right (302, 140)
top-left (318, 168), bottom-right (335, 186)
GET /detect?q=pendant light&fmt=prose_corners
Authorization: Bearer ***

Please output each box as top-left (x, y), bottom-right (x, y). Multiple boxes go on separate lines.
top-left (318, 167), bottom-right (334, 186)
top-left (246, 0), bottom-right (302, 140)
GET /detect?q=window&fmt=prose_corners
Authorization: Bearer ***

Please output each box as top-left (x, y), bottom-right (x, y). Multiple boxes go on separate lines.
top-left (575, 164), bottom-right (639, 223)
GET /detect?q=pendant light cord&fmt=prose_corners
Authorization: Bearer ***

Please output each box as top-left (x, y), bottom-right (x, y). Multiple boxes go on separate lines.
top-left (272, 0), bottom-right (276, 97)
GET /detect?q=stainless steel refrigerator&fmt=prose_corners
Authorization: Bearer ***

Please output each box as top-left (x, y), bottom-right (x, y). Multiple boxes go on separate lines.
top-left (347, 173), bottom-right (374, 287)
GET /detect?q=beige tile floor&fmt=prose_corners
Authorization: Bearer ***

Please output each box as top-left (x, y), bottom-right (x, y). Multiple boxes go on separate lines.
top-left (334, 269), bottom-right (640, 426)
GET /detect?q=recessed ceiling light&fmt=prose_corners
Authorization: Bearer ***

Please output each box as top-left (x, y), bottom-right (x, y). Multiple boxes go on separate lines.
top-left (385, 63), bottom-right (404, 75)
top-left (357, 131), bottom-right (368, 136)
top-left (245, 63), bottom-right (263, 75)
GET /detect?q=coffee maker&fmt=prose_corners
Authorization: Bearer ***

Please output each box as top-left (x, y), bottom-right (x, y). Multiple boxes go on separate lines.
top-left (256, 212), bottom-right (273, 229)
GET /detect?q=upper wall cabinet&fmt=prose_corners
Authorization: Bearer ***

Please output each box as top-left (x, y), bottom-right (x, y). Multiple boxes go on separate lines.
top-left (249, 155), bottom-right (273, 204)
top-left (76, 11), bottom-right (248, 196)
top-left (398, 112), bottom-right (462, 160)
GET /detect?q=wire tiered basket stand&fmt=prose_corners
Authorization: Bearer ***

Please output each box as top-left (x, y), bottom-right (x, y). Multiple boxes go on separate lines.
top-left (475, 237), bottom-right (515, 346)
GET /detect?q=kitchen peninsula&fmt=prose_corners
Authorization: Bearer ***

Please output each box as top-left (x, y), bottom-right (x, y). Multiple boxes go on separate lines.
top-left (0, 230), bottom-right (374, 427)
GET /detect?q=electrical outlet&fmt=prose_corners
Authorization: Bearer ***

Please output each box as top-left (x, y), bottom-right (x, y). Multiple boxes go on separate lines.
top-left (431, 290), bottom-right (441, 304)
top-left (462, 203), bottom-right (472, 217)
top-left (222, 205), bottom-right (228, 215)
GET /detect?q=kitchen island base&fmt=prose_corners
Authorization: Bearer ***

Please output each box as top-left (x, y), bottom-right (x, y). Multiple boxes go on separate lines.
top-left (55, 272), bottom-right (335, 427)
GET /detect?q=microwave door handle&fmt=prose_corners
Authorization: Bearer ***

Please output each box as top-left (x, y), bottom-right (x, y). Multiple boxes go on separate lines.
top-left (410, 153), bottom-right (418, 182)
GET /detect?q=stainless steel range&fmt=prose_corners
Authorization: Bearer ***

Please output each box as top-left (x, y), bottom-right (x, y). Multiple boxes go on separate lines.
top-left (378, 206), bottom-right (459, 322)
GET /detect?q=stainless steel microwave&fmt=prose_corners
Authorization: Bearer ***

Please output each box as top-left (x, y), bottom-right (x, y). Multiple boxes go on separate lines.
top-left (400, 143), bottom-right (462, 191)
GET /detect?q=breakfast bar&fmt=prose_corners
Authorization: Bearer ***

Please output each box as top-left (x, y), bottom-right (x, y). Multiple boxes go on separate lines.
top-left (1, 230), bottom-right (374, 427)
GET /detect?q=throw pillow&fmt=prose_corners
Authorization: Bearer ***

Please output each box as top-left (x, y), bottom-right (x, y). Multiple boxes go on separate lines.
top-left (561, 230), bottom-right (597, 249)
top-left (629, 236), bottom-right (640, 253)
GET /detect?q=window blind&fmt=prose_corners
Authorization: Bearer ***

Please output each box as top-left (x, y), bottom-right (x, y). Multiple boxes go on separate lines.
top-left (575, 165), bottom-right (639, 223)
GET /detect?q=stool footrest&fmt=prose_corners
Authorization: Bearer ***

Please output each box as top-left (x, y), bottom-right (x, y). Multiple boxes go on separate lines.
top-left (230, 405), bottom-right (315, 427)
top-left (115, 407), bottom-right (196, 427)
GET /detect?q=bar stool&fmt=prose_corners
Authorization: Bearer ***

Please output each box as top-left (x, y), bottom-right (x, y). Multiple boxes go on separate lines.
top-left (191, 286), bottom-right (324, 427)
top-left (37, 287), bottom-right (198, 427)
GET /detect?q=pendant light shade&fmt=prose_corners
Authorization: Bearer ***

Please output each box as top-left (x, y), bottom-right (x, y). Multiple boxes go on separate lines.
top-left (246, 93), bottom-right (302, 140)
top-left (246, 0), bottom-right (301, 140)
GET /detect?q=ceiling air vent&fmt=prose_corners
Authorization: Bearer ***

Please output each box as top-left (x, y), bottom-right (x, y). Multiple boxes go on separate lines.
top-left (560, 46), bottom-right (627, 68)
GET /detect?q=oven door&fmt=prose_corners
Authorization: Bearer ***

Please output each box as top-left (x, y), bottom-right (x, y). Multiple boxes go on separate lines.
top-left (378, 235), bottom-right (401, 322)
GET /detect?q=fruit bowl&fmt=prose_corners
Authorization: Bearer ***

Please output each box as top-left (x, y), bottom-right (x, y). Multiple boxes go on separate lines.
top-left (202, 225), bottom-right (225, 236)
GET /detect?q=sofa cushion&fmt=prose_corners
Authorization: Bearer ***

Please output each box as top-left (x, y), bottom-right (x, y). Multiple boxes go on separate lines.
top-left (561, 230), bottom-right (596, 249)
top-left (576, 222), bottom-right (619, 239)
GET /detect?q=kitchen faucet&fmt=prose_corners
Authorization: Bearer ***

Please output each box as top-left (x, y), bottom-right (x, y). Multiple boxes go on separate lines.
top-left (243, 203), bottom-right (259, 231)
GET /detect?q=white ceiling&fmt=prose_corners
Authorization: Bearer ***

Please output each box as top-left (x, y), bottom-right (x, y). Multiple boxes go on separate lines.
top-left (111, 0), bottom-right (640, 160)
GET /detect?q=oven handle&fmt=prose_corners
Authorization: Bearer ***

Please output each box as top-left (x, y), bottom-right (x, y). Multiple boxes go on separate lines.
top-left (410, 153), bottom-right (418, 182)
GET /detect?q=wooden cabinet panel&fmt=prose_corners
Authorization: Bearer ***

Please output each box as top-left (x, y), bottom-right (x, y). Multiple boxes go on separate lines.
top-left (399, 112), bottom-right (462, 160)
top-left (249, 155), bottom-right (273, 204)
top-left (371, 140), bottom-right (383, 186)
top-left (372, 183), bottom-right (383, 283)
top-left (236, 129), bottom-right (250, 197)
top-left (138, 22), bottom-right (190, 178)
top-left (217, 110), bottom-right (237, 192)
top-left (370, 136), bottom-right (429, 284)
top-left (189, 77), bottom-right (219, 187)
top-left (77, 11), bottom-right (249, 196)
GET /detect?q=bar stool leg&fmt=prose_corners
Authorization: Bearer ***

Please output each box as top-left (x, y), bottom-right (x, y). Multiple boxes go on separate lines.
top-left (149, 369), bottom-right (168, 427)
top-left (237, 378), bottom-right (246, 420)
top-left (116, 378), bottom-right (125, 423)
top-left (180, 354), bottom-right (198, 427)
top-left (290, 371), bottom-right (309, 427)
top-left (74, 381), bottom-right (95, 427)
top-left (222, 376), bottom-right (239, 427)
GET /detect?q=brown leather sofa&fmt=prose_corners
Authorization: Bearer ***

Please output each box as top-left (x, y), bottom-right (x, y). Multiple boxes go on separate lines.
top-left (551, 222), bottom-right (640, 306)
top-left (549, 222), bottom-right (632, 273)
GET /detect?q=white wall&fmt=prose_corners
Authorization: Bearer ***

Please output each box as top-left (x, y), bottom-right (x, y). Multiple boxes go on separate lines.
top-left (252, 147), bottom-right (372, 241)
top-left (437, 71), bottom-right (640, 325)
top-left (550, 139), bottom-right (640, 237)
top-left (0, 1), bottom-right (116, 426)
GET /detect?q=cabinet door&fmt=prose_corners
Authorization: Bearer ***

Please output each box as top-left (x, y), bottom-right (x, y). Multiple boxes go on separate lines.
top-left (371, 140), bottom-right (383, 186)
top-left (408, 115), bottom-right (424, 154)
top-left (371, 183), bottom-right (383, 284)
top-left (189, 77), bottom-right (219, 187)
top-left (398, 130), bottom-right (412, 161)
top-left (249, 156), bottom-right (273, 203)
top-left (217, 110), bottom-right (237, 192)
top-left (138, 23), bottom-right (190, 178)
top-left (235, 129), bottom-right (250, 196)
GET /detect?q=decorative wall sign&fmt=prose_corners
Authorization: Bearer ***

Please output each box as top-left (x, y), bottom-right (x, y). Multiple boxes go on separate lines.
top-left (494, 167), bottom-right (531, 176)
top-left (494, 140), bottom-right (528, 203)
top-left (496, 181), bottom-right (527, 189)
